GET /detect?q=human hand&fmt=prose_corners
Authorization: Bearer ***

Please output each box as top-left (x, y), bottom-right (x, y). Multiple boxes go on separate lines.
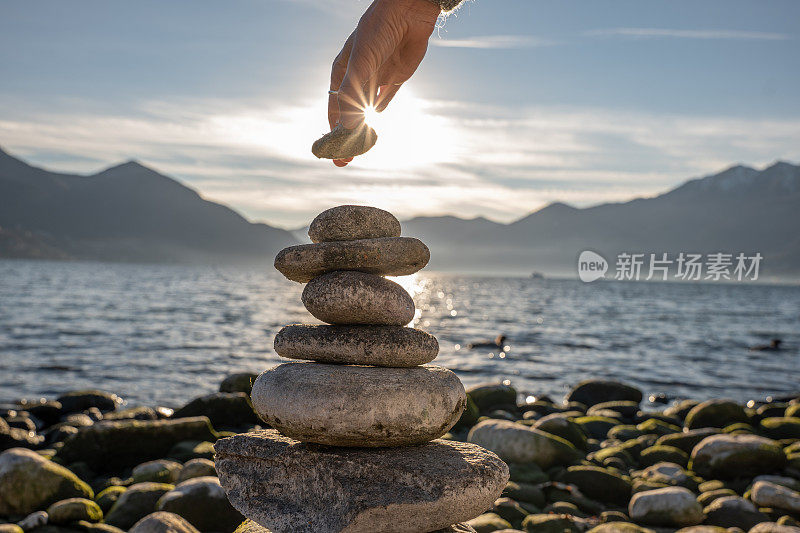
top-left (327, 0), bottom-right (440, 167)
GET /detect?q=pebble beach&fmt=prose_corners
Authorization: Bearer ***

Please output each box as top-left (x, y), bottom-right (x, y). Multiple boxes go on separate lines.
top-left (1, 378), bottom-right (800, 533)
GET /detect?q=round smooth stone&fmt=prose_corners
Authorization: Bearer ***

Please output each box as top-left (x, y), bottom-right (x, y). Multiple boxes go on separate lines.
top-left (250, 362), bottom-right (466, 447)
top-left (215, 429), bottom-right (508, 533)
top-left (302, 271), bottom-right (414, 326)
top-left (274, 237), bottom-right (429, 283)
top-left (308, 205), bottom-right (401, 243)
top-left (274, 324), bottom-right (438, 367)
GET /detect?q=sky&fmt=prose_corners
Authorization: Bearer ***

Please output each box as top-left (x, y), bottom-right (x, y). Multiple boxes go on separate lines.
top-left (2, 0), bottom-right (799, 228)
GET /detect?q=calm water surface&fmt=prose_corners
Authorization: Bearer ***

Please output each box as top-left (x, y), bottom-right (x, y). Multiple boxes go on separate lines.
top-left (1, 260), bottom-right (798, 407)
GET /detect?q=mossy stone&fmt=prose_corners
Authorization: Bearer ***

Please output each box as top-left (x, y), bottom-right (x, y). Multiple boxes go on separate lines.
top-left (466, 512), bottom-right (512, 533)
top-left (47, 498), bottom-right (103, 525)
top-left (637, 419), bottom-right (682, 436)
top-left (574, 416), bottom-right (620, 440)
top-left (0, 448), bottom-right (94, 516)
top-left (95, 486), bottom-right (126, 514)
top-left (104, 482), bottom-right (174, 530)
top-left (467, 383), bottom-right (518, 413)
top-left (684, 400), bottom-right (748, 430)
top-left (588, 523), bottom-right (655, 533)
top-left (760, 417), bottom-right (800, 440)
top-left (522, 514), bottom-right (581, 533)
top-left (503, 481), bottom-right (546, 508)
top-left (639, 445), bottom-right (689, 467)
top-left (558, 465), bottom-right (632, 505)
top-left (55, 417), bottom-right (218, 472)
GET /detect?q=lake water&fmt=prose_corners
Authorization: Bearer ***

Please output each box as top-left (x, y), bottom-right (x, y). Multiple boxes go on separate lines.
top-left (1, 259), bottom-right (798, 408)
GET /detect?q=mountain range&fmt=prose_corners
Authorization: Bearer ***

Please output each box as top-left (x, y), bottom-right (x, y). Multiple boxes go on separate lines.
top-left (0, 146), bottom-right (296, 263)
top-left (1, 145), bottom-right (798, 279)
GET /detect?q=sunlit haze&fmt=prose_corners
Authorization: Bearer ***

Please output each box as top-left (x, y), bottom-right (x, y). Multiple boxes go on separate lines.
top-left (2, 0), bottom-right (799, 228)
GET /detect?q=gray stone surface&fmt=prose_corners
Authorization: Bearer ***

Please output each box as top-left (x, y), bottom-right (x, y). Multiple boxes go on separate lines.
top-left (275, 238), bottom-right (430, 283)
top-left (467, 419), bottom-right (582, 468)
top-left (250, 363), bottom-right (466, 446)
top-left (214, 429), bottom-right (509, 533)
top-left (750, 481), bottom-right (800, 514)
top-left (274, 324), bottom-right (438, 367)
top-left (689, 434), bottom-right (785, 479)
top-left (628, 487), bottom-right (704, 527)
top-left (302, 271), bottom-right (414, 326)
top-left (311, 122), bottom-right (377, 160)
top-left (308, 205), bottom-right (401, 243)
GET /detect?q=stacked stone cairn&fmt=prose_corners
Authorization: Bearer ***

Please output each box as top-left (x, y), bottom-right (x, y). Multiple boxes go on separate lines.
top-left (214, 206), bottom-right (509, 533)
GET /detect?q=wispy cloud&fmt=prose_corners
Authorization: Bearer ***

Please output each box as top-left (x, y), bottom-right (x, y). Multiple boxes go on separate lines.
top-left (430, 35), bottom-right (557, 49)
top-left (2, 95), bottom-right (799, 227)
top-left (587, 28), bottom-right (790, 41)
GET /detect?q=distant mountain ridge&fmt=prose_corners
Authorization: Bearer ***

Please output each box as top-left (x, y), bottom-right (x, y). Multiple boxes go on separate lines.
top-left (402, 161), bottom-right (800, 279)
top-left (0, 146), bottom-right (297, 263)
top-left (2, 145), bottom-right (798, 279)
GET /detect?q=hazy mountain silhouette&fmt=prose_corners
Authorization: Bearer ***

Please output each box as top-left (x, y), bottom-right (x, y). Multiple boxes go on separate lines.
top-left (0, 146), bottom-right (297, 263)
top-left (403, 162), bottom-right (800, 278)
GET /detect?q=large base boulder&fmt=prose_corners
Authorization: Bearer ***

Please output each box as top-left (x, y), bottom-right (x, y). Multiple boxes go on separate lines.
top-left (214, 429), bottom-right (508, 533)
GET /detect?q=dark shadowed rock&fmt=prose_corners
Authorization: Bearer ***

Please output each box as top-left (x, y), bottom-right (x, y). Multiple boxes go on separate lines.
top-left (566, 380), bottom-right (643, 407)
top-left (311, 122), bottom-right (377, 160)
top-left (684, 399), bottom-right (749, 430)
top-left (466, 383), bottom-right (517, 413)
top-left (0, 448), bottom-right (94, 516)
top-left (308, 205), bottom-right (401, 243)
top-left (214, 429), bottom-right (508, 533)
top-left (558, 465), bottom-right (632, 505)
top-left (250, 363), bottom-right (465, 447)
top-left (219, 372), bottom-right (258, 395)
top-left (702, 496), bottom-right (770, 530)
top-left (156, 477), bottom-right (244, 532)
top-left (275, 237), bottom-right (429, 283)
top-left (172, 393), bottom-right (260, 429)
top-left (105, 483), bottom-right (174, 531)
top-left (302, 271), bottom-right (414, 326)
top-left (56, 390), bottom-right (122, 414)
top-left (55, 417), bottom-right (218, 471)
top-left (274, 324), bottom-right (438, 367)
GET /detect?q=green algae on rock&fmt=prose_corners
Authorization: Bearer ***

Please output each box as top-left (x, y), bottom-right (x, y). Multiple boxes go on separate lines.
top-left (311, 122), bottom-right (377, 159)
top-left (55, 417), bottom-right (218, 471)
top-left (0, 448), bottom-right (94, 516)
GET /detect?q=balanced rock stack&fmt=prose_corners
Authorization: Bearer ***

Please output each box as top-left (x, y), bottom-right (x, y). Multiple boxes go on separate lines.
top-left (215, 206), bottom-right (509, 533)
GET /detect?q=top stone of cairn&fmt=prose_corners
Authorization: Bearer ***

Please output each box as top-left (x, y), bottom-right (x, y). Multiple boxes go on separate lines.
top-left (308, 205), bottom-right (401, 243)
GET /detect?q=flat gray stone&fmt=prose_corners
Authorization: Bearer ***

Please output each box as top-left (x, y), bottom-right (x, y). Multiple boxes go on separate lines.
top-left (302, 271), bottom-right (414, 326)
top-left (274, 324), bottom-right (438, 367)
top-left (214, 429), bottom-right (509, 533)
top-left (275, 237), bottom-right (429, 283)
top-left (308, 205), bottom-right (401, 243)
top-left (251, 362), bottom-right (466, 446)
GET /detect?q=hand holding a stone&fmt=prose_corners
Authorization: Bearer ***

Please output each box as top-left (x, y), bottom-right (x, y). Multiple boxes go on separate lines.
top-left (323, 0), bottom-right (440, 167)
